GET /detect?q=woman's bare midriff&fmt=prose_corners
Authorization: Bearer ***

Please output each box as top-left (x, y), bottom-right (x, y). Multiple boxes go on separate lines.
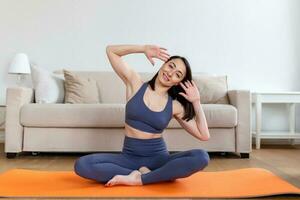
top-left (125, 123), bottom-right (163, 139)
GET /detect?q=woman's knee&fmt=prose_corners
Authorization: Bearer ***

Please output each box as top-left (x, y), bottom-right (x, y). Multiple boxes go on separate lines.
top-left (74, 158), bottom-right (84, 176)
top-left (74, 155), bottom-right (93, 176)
top-left (190, 149), bottom-right (210, 170)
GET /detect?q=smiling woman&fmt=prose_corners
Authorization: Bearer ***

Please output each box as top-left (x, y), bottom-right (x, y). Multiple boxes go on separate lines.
top-left (147, 55), bottom-right (197, 122)
top-left (74, 44), bottom-right (210, 187)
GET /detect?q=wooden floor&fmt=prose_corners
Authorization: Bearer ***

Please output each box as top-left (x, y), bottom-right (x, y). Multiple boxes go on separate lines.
top-left (0, 143), bottom-right (299, 200)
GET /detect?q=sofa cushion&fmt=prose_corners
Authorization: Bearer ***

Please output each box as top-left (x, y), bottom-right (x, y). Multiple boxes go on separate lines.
top-left (169, 104), bottom-right (237, 128)
top-left (20, 103), bottom-right (237, 128)
top-left (21, 103), bottom-right (125, 127)
top-left (63, 69), bottom-right (100, 104)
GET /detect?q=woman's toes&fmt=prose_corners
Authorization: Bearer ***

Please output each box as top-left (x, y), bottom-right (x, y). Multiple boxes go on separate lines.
top-left (105, 176), bottom-right (117, 186)
top-left (108, 181), bottom-right (115, 186)
top-left (105, 181), bottom-right (111, 187)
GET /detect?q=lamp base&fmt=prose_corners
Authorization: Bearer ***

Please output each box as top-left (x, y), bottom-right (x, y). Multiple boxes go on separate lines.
top-left (16, 74), bottom-right (26, 86)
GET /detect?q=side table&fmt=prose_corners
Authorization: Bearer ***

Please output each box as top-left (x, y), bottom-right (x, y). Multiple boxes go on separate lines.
top-left (0, 105), bottom-right (5, 143)
top-left (252, 92), bottom-right (300, 149)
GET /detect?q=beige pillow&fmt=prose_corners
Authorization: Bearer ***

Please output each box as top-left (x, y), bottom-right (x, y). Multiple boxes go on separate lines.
top-left (193, 75), bottom-right (229, 104)
top-left (63, 69), bottom-right (100, 104)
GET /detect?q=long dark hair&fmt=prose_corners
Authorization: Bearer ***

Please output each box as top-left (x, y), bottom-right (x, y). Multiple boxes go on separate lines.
top-left (147, 55), bottom-right (195, 121)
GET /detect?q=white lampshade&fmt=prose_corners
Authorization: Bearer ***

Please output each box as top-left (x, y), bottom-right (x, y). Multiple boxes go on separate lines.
top-left (8, 53), bottom-right (31, 74)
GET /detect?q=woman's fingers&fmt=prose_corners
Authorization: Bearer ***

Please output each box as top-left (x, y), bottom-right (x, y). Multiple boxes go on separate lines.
top-left (158, 56), bottom-right (168, 62)
top-left (159, 54), bottom-right (170, 61)
top-left (160, 50), bottom-right (170, 58)
top-left (148, 46), bottom-right (170, 63)
top-left (160, 52), bottom-right (170, 59)
top-left (160, 48), bottom-right (170, 57)
top-left (179, 82), bottom-right (187, 90)
top-left (160, 47), bottom-right (168, 51)
top-left (160, 49), bottom-right (170, 55)
top-left (184, 81), bottom-right (189, 88)
top-left (191, 80), bottom-right (195, 86)
top-left (180, 81), bottom-right (194, 90)
top-left (179, 92), bottom-right (188, 100)
top-left (159, 50), bottom-right (170, 60)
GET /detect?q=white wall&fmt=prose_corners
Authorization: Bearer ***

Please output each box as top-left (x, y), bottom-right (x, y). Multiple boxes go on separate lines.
top-left (0, 0), bottom-right (299, 144)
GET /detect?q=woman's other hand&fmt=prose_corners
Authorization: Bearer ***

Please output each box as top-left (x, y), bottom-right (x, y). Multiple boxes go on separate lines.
top-left (144, 45), bottom-right (170, 66)
top-left (179, 80), bottom-right (201, 103)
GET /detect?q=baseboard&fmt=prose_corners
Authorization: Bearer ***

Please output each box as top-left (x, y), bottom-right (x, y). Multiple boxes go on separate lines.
top-left (251, 136), bottom-right (300, 145)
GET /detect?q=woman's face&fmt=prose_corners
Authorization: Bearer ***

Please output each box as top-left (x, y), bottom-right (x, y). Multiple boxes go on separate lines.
top-left (158, 58), bottom-right (187, 86)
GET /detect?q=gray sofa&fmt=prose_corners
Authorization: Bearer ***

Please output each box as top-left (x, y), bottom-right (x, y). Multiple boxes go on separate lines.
top-left (4, 71), bottom-right (251, 159)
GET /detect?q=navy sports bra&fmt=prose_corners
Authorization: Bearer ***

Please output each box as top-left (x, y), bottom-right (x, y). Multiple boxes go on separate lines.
top-left (125, 82), bottom-right (173, 134)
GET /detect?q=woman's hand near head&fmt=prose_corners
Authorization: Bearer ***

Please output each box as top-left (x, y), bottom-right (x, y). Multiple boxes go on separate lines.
top-left (144, 45), bottom-right (170, 66)
top-left (179, 80), bottom-right (201, 103)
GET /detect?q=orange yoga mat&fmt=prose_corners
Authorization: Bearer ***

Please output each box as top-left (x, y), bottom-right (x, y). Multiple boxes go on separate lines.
top-left (0, 167), bottom-right (299, 198)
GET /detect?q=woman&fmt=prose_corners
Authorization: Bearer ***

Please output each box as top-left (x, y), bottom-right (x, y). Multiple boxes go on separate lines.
top-left (74, 44), bottom-right (210, 187)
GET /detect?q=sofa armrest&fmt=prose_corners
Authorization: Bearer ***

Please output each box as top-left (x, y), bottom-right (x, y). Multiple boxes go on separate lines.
top-left (5, 87), bottom-right (34, 153)
top-left (227, 90), bottom-right (251, 153)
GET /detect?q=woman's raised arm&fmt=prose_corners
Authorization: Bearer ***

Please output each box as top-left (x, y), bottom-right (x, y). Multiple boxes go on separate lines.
top-left (106, 44), bottom-right (170, 86)
top-left (106, 45), bottom-right (145, 85)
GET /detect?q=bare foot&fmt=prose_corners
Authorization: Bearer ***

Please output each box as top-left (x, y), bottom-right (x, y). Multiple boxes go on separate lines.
top-left (105, 170), bottom-right (143, 187)
top-left (138, 166), bottom-right (151, 174)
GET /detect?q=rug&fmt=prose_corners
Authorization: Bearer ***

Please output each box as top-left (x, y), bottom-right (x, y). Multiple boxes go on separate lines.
top-left (0, 167), bottom-right (299, 198)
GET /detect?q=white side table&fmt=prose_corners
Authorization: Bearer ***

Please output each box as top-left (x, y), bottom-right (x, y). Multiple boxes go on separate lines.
top-left (252, 92), bottom-right (300, 149)
top-left (0, 105), bottom-right (5, 143)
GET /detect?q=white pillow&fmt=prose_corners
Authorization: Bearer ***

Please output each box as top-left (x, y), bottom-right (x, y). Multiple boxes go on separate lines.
top-left (30, 65), bottom-right (65, 103)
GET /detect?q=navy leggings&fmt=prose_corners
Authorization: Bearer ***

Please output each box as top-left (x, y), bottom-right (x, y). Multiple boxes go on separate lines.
top-left (74, 135), bottom-right (210, 185)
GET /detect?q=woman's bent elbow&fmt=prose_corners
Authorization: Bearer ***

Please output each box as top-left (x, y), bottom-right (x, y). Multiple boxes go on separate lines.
top-left (199, 134), bottom-right (210, 141)
top-left (106, 45), bottom-right (112, 53)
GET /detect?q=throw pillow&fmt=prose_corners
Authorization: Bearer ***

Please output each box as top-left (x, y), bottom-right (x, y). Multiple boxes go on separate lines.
top-left (30, 65), bottom-right (65, 103)
top-left (193, 75), bottom-right (229, 104)
top-left (63, 69), bottom-right (100, 103)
